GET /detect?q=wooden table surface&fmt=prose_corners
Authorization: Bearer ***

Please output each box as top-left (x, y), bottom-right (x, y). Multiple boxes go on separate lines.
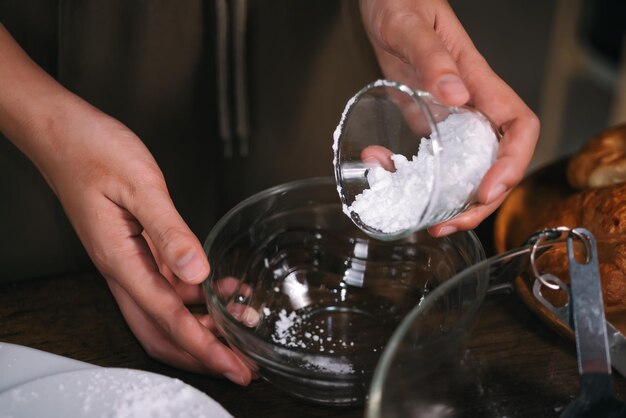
top-left (2, 222), bottom-right (626, 417)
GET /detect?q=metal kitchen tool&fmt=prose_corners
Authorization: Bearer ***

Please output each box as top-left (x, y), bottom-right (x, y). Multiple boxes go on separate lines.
top-left (552, 229), bottom-right (626, 417)
top-left (407, 226), bottom-right (626, 380)
top-left (532, 229), bottom-right (626, 379)
top-left (460, 226), bottom-right (626, 379)
top-left (441, 227), bottom-right (586, 302)
top-left (367, 226), bottom-right (619, 418)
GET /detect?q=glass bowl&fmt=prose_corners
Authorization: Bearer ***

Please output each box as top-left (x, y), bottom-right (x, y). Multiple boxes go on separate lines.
top-left (202, 177), bottom-right (485, 405)
top-left (367, 257), bottom-right (490, 417)
top-left (333, 79), bottom-right (500, 240)
top-left (366, 253), bottom-right (626, 418)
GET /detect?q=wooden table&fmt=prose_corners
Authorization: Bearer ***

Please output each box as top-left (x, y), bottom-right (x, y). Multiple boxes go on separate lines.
top-left (1, 221), bottom-right (625, 417)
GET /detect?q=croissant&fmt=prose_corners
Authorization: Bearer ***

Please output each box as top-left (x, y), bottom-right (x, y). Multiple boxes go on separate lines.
top-left (536, 183), bottom-right (626, 310)
top-left (567, 124), bottom-right (626, 189)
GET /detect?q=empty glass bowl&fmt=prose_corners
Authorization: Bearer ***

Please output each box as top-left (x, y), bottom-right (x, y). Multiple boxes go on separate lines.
top-left (203, 177), bottom-right (485, 405)
top-left (367, 257), bottom-right (490, 417)
top-left (333, 80), bottom-right (500, 240)
top-left (365, 250), bottom-right (626, 418)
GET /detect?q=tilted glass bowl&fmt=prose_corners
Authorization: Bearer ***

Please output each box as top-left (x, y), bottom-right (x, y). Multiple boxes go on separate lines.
top-left (333, 79), bottom-right (500, 240)
top-left (203, 177), bottom-right (485, 405)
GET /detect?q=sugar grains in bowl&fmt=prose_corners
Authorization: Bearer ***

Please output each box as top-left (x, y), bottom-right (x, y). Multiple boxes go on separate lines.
top-left (203, 177), bottom-right (485, 405)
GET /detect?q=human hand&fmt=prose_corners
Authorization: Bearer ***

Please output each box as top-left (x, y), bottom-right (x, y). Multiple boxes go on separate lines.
top-left (359, 0), bottom-right (540, 236)
top-left (72, 115), bottom-right (252, 384)
top-left (0, 24), bottom-right (252, 384)
top-left (37, 106), bottom-right (253, 385)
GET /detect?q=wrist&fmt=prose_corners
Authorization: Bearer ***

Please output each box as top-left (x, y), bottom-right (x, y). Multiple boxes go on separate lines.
top-left (0, 25), bottom-right (105, 183)
top-left (4, 87), bottom-right (100, 181)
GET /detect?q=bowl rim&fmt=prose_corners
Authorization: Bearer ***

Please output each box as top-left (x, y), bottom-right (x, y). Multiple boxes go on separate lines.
top-left (202, 176), bottom-right (485, 379)
top-left (204, 177), bottom-right (336, 254)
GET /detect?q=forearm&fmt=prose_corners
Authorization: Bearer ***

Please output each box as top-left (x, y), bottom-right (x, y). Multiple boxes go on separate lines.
top-left (0, 24), bottom-right (100, 182)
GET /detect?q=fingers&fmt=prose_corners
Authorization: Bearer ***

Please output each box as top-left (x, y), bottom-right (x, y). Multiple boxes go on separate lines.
top-left (214, 277), bottom-right (259, 327)
top-left (92, 203), bottom-right (252, 385)
top-left (174, 281), bottom-right (206, 305)
top-left (116, 259), bottom-right (252, 384)
top-left (429, 5), bottom-right (540, 208)
top-left (362, 0), bottom-right (540, 231)
top-left (107, 280), bottom-right (213, 374)
top-left (194, 312), bottom-right (218, 330)
top-left (428, 109), bottom-right (539, 235)
top-left (373, 2), bottom-right (469, 105)
top-left (458, 61), bottom-right (540, 206)
top-left (213, 276), bottom-right (248, 298)
top-left (428, 192), bottom-right (509, 237)
top-left (478, 112), bottom-right (540, 206)
top-left (226, 303), bottom-right (261, 328)
top-left (143, 231), bottom-right (206, 305)
top-left (126, 186), bottom-right (210, 285)
top-left (361, 145), bottom-right (395, 171)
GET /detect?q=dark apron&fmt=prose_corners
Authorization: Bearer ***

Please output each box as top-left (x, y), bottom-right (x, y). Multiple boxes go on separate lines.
top-left (0, 0), bottom-right (381, 282)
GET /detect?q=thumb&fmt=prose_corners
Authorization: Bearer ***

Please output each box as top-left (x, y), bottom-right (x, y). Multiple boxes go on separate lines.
top-left (376, 9), bottom-right (469, 105)
top-left (131, 189), bottom-right (210, 284)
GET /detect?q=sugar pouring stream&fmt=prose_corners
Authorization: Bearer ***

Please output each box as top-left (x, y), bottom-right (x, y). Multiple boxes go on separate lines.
top-left (333, 79), bottom-right (500, 241)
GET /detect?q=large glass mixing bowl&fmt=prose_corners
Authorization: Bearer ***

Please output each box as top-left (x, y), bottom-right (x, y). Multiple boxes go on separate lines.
top-left (367, 256), bottom-right (491, 417)
top-left (365, 246), bottom-right (626, 418)
top-left (203, 177), bottom-right (485, 405)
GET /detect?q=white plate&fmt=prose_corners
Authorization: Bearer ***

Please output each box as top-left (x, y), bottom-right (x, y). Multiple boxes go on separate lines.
top-left (0, 342), bottom-right (96, 393)
top-left (0, 368), bottom-right (233, 418)
top-left (0, 344), bottom-right (232, 418)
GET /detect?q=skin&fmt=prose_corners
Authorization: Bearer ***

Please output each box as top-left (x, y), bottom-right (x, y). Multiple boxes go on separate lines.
top-left (0, 24), bottom-right (251, 385)
top-left (0, 0), bottom-right (538, 384)
top-left (359, 0), bottom-right (540, 237)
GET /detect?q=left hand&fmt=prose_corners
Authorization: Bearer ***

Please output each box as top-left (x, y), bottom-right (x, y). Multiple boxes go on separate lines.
top-left (359, 0), bottom-right (540, 236)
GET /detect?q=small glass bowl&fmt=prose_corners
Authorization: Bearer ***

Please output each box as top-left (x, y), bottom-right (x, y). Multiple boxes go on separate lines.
top-left (203, 177), bottom-right (485, 405)
top-left (333, 80), bottom-right (500, 240)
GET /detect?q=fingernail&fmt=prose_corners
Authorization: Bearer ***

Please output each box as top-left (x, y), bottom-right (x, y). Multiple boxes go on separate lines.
top-left (225, 371), bottom-right (245, 386)
top-left (242, 307), bottom-right (261, 327)
top-left (486, 183), bottom-right (507, 205)
top-left (437, 74), bottom-right (469, 102)
top-left (176, 251), bottom-right (205, 281)
top-left (363, 157), bottom-right (380, 167)
top-left (435, 226), bottom-right (458, 238)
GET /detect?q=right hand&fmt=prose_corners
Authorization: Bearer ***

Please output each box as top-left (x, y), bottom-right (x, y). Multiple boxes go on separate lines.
top-left (359, 0), bottom-right (540, 236)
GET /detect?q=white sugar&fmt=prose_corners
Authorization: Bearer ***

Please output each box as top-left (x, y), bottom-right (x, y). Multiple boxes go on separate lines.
top-left (100, 370), bottom-right (222, 418)
top-left (302, 356), bottom-right (354, 374)
top-left (266, 309), bottom-right (355, 374)
top-left (0, 369), bottom-right (230, 418)
top-left (113, 379), bottom-right (199, 418)
top-left (333, 90), bottom-right (360, 216)
top-left (348, 112), bottom-right (498, 233)
top-left (272, 309), bottom-right (302, 346)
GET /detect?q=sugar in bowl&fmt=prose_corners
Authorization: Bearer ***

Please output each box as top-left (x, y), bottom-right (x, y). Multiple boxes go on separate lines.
top-left (333, 79), bottom-right (500, 240)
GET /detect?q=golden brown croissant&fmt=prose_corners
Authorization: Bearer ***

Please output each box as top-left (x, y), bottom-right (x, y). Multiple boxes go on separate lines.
top-left (567, 124), bottom-right (626, 189)
top-left (536, 183), bottom-right (626, 310)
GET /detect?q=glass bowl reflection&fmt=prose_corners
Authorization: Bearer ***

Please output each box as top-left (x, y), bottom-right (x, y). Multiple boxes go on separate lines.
top-left (203, 177), bottom-right (485, 405)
